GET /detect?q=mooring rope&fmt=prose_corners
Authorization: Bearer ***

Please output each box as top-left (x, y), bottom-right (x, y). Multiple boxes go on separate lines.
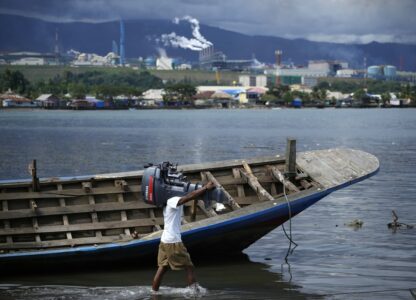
top-left (280, 174), bottom-right (298, 256)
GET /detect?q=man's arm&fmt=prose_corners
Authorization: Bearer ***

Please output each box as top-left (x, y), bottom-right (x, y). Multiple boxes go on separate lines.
top-left (177, 181), bottom-right (215, 206)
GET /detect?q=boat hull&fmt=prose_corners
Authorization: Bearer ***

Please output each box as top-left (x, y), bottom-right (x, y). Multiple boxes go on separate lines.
top-left (0, 148), bottom-right (379, 272)
top-left (0, 189), bottom-right (330, 271)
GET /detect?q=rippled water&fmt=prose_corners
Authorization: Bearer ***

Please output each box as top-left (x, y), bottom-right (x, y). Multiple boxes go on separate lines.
top-left (0, 108), bottom-right (415, 299)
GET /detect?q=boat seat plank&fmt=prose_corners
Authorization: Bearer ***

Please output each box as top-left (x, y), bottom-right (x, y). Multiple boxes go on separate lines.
top-left (269, 166), bottom-right (300, 193)
top-left (240, 161), bottom-right (275, 202)
top-left (197, 200), bottom-right (217, 217)
top-left (202, 171), bottom-right (240, 210)
top-left (232, 168), bottom-right (246, 201)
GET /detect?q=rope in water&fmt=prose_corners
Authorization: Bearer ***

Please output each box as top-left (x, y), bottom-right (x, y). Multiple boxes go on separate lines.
top-left (280, 174), bottom-right (298, 258)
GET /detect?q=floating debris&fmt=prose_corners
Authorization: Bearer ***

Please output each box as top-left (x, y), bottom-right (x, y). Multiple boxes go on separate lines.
top-left (345, 219), bottom-right (363, 228)
top-left (387, 210), bottom-right (414, 230)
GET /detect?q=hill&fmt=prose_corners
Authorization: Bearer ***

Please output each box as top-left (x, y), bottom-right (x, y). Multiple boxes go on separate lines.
top-left (1, 14), bottom-right (416, 71)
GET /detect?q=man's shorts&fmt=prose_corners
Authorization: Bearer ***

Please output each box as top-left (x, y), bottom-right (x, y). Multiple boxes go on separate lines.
top-left (157, 242), bottom-right (194, 270)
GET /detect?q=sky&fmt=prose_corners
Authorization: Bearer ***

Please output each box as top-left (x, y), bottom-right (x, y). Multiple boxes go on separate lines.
top-left (0, 0), bottom-right (415, 45)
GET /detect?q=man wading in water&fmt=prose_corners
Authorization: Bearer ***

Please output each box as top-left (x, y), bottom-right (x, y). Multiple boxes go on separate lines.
top-left (152, 181), bottom-right (215, 292)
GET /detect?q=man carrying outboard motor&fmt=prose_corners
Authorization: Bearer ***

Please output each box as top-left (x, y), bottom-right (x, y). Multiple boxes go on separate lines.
top-left (143, 162), bottom-right (217, 292)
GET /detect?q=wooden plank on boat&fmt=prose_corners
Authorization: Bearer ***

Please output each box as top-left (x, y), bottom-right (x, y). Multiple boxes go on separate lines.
top-left (89, 190), bottom-right (103, 239)
top-left (202, 171), bottom-right (240, 210)
top-left (0, 200), bottom-right (155, 220)
top-left (149, 209), bottom-right (162, 231)
top-left (29, 160), bottom-right (40, 192)
top-left (0, 185), bottom-right (141, 201)
top-left (1, 197), bottom-right (12, 244)
top-left (116, 180), bottom-right (131, 236)
top-left (233, 195), bottom-right (263, 205)
top-left (232, 168), bottom-right (246, 199)
top-left (0, 235), bottom-right (135, 250)
top-left (28, 186), bottom-right (41, 243)
top-left (285, 138), bottom-right (297, 179)
top-left (0, 218), bottom-right (165, 236)
top-left (240, 161), bottom-right (275, 202)
top-left (58, 183), bottom-right (72, 240)
top-left (296, 149), bottom-right (379, 189)
top-left (269, 166), bottom-right (300, 193)
top-left (197, 200), bottom-right (217, 217)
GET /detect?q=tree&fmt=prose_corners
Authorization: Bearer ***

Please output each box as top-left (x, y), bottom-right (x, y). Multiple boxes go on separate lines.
top-left (68, 83), bottom-right (87, 99)
top-left (353, 89), bottom-right (366, 100)
top-left (266, 84), bottom-right (290, 99)
top-left (381, 92), bottom-right (391, 106)
top-left (283, 91), bottom-right (293, 106)
top-left (164, 83), bottom-right (196, 104)
top-left (0, 69), bottom-right (30, 95)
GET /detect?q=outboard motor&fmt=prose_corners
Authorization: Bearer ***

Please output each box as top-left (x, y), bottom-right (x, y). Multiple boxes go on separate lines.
top-left (141, 162), bottom-right (227, 207)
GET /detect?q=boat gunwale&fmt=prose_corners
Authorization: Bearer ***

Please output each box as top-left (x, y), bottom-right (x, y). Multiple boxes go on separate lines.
top-left (0, 155), bottom-right (285, 187)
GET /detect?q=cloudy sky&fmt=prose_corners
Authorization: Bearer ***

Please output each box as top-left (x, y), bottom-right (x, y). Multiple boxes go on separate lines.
top-left (1, 0), bottom-right (415, 44)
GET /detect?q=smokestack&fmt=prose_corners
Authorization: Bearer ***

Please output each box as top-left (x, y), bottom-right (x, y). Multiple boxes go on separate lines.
top-left (275, 50), bottom-right (282, 67)
top-left (54, 27), bottom-right (59, 54)
top-left (119, 20), bottom-right (125, 66)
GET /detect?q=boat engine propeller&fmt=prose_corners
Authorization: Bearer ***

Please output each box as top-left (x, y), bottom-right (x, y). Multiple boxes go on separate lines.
top-left (141, 162), bottom-right (227, 207)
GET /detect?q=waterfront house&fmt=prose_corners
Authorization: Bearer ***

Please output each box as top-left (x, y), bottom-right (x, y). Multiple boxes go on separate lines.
top-left (193, 91), bottom-right (215, 107)
top-left (85, 96), bottom-right (105, 108)
top-left (0, 90), bottom-right (36, 108)
top-left (139, 89), bottom-right (164, 107)
top-left (36, 94), bottom-right (64, 108)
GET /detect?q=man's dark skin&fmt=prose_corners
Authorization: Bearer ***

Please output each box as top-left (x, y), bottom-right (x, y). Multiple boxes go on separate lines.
top-left (152, 181), bottom-right (216, 292)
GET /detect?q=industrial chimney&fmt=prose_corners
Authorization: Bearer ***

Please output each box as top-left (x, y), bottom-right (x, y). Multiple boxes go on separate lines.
top-left (119, 20), bottom-right (125, 66)
top-left (275, 50), bottom-right (282, 67)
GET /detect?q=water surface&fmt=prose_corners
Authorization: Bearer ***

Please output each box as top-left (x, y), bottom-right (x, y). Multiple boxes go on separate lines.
top-left (0, 108), bottom-right (415, 299)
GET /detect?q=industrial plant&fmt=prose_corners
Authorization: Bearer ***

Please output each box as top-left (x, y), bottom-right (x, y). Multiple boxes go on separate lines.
top-left (0, 15), bottom-right (408, 96)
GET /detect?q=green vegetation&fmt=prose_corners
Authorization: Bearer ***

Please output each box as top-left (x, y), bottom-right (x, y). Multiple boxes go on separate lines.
top-left (0, 68), bottom-right (164, 99)
top-left (316, 78), bottom-right (406, 95)
top-left (0, 69), bottom-right (30, 95)
top-left (1, 66), bottom-right (415, 106)
top-left (163, 83), bottom-right (197, 104)
top-left (0, 66), bottom-right (240, 100)
top-left (0, 65), bottom-right (239, 87)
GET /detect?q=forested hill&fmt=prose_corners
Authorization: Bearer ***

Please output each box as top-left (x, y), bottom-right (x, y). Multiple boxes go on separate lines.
top-left (1, 14), bottom-right (416, 71)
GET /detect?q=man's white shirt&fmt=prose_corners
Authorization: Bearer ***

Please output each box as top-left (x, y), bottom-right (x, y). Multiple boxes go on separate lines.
top-left (161, 196), bottom-right (183, 243)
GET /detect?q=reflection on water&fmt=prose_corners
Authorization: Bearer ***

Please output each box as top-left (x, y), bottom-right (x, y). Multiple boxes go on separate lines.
top-left (0, 256), bottom-right (312, 300)
top-left (0, 109), bottom-right (415, 299)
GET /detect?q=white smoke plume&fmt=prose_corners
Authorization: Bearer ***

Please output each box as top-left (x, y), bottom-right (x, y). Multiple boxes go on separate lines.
top-left (156, 47), bottom-right (168, 58)
top-left (161, 15), bottom-right (212, 51)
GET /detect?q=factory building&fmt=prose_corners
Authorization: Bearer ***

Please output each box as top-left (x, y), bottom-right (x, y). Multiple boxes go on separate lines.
top-left (199, 46), bottom-right (254, 71)
top-left (156, 56), bottom-right (173, 70)
top-left (238, 75), bottom-right (267, 87)
top-left (0, 52), bottom-right (60, 65)
top-left (266, 50), bottom-right (349, 87)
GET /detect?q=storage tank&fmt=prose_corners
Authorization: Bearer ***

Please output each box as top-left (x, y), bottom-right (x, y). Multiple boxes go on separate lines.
top-left (367, 66), bottom-right (383, 78)
top-left (383, 65), bottom-right (397, 78)
top-left (144, 57), bottom-right (156, 68)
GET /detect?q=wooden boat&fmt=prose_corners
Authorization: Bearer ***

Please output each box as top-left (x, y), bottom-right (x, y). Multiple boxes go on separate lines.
top-left (0, 145), bottom-right (379, 271)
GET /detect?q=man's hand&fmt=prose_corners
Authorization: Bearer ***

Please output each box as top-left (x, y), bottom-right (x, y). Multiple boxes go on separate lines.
top-left (177, 181), bottom-right (216, 206)
top-left (205, 181), bottom-right (215, 190)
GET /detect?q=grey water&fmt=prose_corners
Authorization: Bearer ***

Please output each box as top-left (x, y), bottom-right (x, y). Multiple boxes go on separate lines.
top-left (0, 108), bottom-right (415, 300)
